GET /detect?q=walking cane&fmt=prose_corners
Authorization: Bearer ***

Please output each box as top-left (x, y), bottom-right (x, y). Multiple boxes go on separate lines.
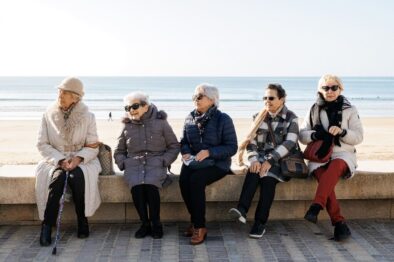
top-left (52, 170), bottom-right (70, 255)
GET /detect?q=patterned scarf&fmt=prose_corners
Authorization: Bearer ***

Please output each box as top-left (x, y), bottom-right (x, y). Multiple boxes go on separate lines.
top-left (60, 103), bottom-right (77, 121)
top-left (191, 106), bottom-right (217, 135)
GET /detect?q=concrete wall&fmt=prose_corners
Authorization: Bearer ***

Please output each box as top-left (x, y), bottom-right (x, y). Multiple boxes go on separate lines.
top-left (1, 166), bottom-right (393, 224)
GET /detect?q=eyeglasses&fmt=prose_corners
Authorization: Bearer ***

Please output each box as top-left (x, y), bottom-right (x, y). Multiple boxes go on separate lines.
top-left (124, 102), bottom-right (146, 111)
top-left (263, 96), bottom-right (277, 101)
top-left (192, 94), bottom-right (205, 101)
top-left (321, 85), bottom-right (339, 92)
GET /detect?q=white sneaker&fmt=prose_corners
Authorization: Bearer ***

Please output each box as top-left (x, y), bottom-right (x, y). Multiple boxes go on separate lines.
top-left (228, 208), bottom-right (246, 224)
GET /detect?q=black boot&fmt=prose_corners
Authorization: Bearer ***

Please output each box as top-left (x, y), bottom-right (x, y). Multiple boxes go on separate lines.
top-left (151, 222), bottom-right (163, 239)
top-left (135, 222), bottom-right (151, 239)
top-left (304, 203), bottom-right (322, 224)
top-left (77, 217), bottom-right (89, 239)
top-left (334, 221), bottom-right (351, 241)
top-left (40, 223), bottom-right (52, 246)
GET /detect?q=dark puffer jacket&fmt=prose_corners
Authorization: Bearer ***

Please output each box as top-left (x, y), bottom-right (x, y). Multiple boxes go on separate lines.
top-left (180, 109), bottom-right (238, 172)
top-left (114, 104), bottom-right (180, 189)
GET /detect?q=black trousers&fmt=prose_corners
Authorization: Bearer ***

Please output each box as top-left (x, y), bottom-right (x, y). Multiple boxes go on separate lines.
top-left (237, 172), bottom-right (278, 225)
top-left (179, 165), bottom-right (227, 228)
top-left (43, 167), bottom-right (85, 226)
top-left (131, 184), bottom-right (161, 225)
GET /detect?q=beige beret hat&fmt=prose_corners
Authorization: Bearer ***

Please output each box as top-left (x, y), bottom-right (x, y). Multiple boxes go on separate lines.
top-left (57, 77), bottom-right (85, 97)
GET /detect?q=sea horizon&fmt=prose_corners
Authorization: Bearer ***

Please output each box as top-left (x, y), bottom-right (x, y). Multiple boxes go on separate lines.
top-left (1, 76), bottom-right (393, 120)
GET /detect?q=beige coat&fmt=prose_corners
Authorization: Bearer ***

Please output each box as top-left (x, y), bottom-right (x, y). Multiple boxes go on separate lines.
top-left (299, 104), bottom-right (363, 178)
top-left (35, 101), bottom-right (102, 220)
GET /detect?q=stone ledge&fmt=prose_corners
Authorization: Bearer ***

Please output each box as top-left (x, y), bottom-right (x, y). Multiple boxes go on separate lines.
top-left (1, 164), bottom-right (394, 223)
top-left (0, 165), bottom-right (393, 204)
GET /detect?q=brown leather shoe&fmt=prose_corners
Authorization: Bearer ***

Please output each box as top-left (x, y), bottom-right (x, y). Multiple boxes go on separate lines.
top-left (190, 227), bottom-right (207, 245)
top-left (183, 224), bottom-right (194, 237)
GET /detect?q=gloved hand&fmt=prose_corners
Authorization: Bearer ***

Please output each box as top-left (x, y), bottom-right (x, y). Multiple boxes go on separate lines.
top-left (312, 125), bottom-right (330, 141)
top-left (315, 132), bottom-right (334, 159)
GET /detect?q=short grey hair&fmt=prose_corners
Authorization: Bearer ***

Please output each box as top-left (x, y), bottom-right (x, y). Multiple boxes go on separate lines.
top-left (194, 83), bottom-right (220, 106)
top-left (123, 91), bottom-right (150, 105)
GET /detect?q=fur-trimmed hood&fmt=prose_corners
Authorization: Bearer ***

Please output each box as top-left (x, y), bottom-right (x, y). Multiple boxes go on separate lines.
top-left (122, 103), bottom-right (167, 124)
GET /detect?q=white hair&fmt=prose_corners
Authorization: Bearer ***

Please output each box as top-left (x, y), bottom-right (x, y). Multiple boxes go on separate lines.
top-left (194, 83), bottom-right (220, 106)
top-left (123, 91), bottom-right (150, 105)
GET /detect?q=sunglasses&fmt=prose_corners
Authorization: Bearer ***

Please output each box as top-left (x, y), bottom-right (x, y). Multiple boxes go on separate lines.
top-left (192, 94), bottom-right (205, 101)
top-left (263, 96), bottom-right (277, 101)
top-left (321, 85), bottom-right (339, 92)
top-left (124, 102), bottom-right (146, 111)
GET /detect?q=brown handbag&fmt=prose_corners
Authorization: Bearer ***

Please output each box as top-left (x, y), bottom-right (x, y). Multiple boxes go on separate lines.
top-left (303, 140), bottom-right (333, 163)
top-left (267, 121), bottom-right (308, 178)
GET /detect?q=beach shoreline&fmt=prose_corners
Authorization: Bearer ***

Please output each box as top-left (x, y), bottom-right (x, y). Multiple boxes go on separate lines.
top-left (0, 117), bottom-right (393, 166)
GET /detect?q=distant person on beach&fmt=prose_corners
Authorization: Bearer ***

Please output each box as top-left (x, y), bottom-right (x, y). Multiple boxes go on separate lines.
top-left (35, 77), bottom-right (102, 246)
top-left (114, 91), bottom-right (179, 239)
top-left (108, 111), bottom-right (112, 121)
top-left (299, 74), bottom-right (363, 241)
top-left (229, 84), bottom-right (300, 239)
top-left (179, 84), bottom-right (237, 245)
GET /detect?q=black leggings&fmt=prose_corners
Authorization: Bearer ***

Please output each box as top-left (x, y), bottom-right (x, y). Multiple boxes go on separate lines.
top-left (179, 165), bottom-right (227, 228)
top-left (131, 184), bottom-right (161, 225)
top-left (237, 172), bottom-right (278, 224)
top-left (44, 167), bottom-right (85, 226)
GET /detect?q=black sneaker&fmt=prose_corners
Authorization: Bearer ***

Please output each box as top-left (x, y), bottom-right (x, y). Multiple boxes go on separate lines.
top-left (334, 221), bottom-right (351, 241)
top-left (151, 223), bottom-right (164, 239)
top-left (135, 223), bottom-right (151, 239)
top-left (304, 203), bottom-right (322, 224)
top-left (249, 222), bottom-right (266, 239)
top-left (229, 207), bottom-right (246, 224)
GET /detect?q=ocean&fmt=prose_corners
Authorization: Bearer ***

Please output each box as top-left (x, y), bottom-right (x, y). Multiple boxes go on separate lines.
top-left (0, 77), bottom-right (393, 120)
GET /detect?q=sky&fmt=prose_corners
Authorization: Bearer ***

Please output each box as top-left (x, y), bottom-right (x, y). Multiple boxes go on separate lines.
top-left (0, 0), bottom-right (393, 76)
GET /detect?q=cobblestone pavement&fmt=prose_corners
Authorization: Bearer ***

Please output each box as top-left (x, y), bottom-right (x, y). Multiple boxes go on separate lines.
top-left (0, 220), bottom-right (393, 261)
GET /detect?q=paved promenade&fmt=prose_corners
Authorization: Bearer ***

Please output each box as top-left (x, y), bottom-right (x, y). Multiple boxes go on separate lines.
top-left (0, 220), bottom-right (393, 261)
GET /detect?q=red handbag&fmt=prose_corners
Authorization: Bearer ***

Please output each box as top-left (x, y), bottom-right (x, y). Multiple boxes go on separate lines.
top-left (303, 140), bottom-right (333, 163)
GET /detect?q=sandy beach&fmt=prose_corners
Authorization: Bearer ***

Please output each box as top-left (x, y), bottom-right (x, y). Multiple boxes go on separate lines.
top-left (0, 117), bottom-right (392, 166)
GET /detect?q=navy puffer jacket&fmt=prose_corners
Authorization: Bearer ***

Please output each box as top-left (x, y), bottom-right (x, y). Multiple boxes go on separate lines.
top-left (180, 109), bottom-right (238, 172)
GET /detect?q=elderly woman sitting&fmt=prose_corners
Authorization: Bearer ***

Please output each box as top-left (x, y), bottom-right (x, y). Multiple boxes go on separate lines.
top-left (179, 84), bottom-right (238, 245)
top-left (35, 77), bottom-right (102, 246)
top-left (300, 74), bottom-right (363, 241)
top-left (114, 92), bottom-right (179, 239)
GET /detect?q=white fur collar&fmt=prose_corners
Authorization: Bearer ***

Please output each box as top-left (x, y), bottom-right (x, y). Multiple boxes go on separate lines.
top-left (45, 101), bottom-right (89, 144)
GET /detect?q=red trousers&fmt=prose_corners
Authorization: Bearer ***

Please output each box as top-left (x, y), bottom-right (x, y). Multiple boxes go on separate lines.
top-left (313, 159), bottom-right (348, 225)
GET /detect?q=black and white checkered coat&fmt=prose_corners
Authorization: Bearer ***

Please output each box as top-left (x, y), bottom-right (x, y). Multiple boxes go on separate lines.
top-left (246, 106), bottom-right (300, 182)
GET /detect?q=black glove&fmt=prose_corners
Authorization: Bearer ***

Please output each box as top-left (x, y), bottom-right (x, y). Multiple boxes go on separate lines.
top-left (315, 132), bottom-right (334, 159)
top-left (311, 125), bottom-right (330, 141)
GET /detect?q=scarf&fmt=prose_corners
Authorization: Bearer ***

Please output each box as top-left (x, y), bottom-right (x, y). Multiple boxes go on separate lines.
top-left (315, 93), bottom-right (352, 146)
top-left (191, 106), bottom-right (217, 135)
top-left (60, 103), bottom-right (77, 121)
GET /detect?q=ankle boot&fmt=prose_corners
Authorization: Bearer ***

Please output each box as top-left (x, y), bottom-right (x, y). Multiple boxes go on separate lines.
top-left (304, 203), bottom-right (322, 224)
top-left (77, 217), bottom-right (90, 239)
top-left (135, 222), bottom-right (151, 239)
top-left (40, 223), bottom-right (52, 246)
top-left (151, 222), bottom-right (164, 239)
top-left (334, 221), bottom-right (351, 241)
top-left (190, 227), bottom-right (207, 245)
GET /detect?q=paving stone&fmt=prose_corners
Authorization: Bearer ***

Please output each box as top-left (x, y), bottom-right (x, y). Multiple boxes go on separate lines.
top-left (0, 220), bottom-right (393, 261)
